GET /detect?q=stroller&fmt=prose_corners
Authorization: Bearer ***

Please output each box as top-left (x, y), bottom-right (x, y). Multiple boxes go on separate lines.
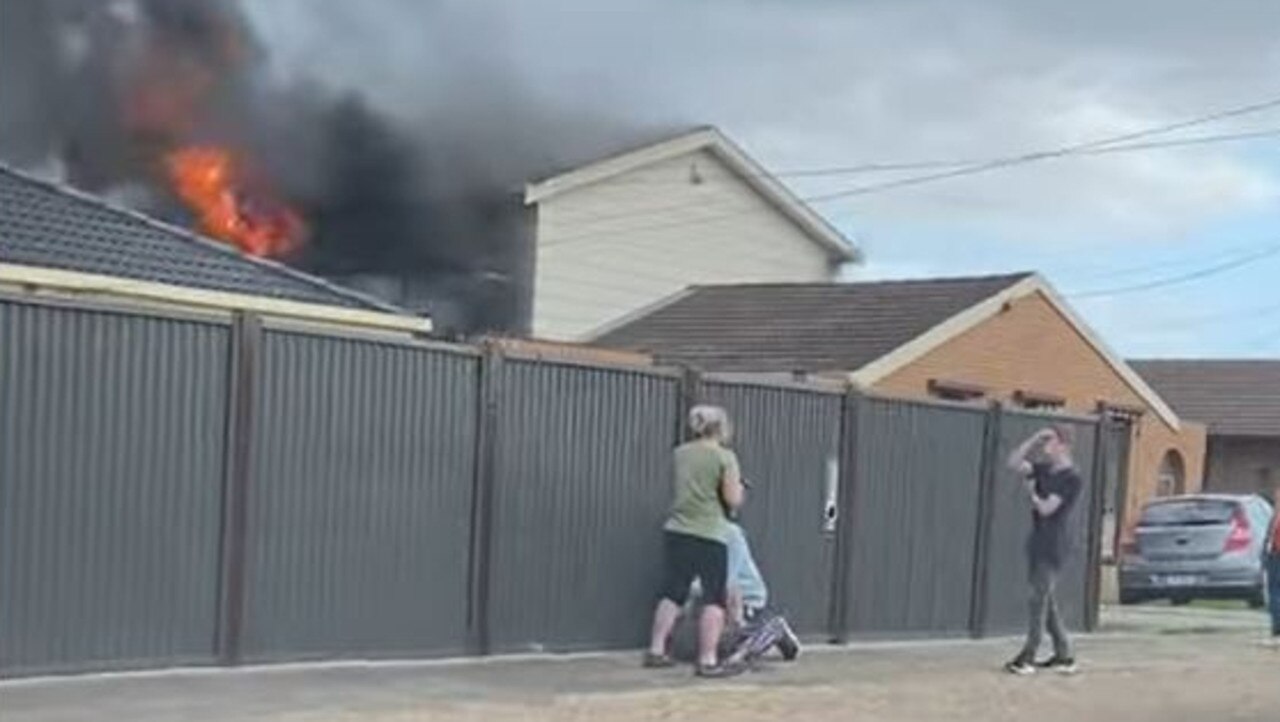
top-left (669, 521), bottom-right (801, 665)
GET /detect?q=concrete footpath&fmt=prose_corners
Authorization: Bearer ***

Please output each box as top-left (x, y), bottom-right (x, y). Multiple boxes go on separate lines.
top-left (3, 606), bottom-right (1276, 722)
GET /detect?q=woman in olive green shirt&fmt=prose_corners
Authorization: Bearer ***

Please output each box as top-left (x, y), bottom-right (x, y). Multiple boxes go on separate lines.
top-left (644, 405), bottom-right (745, 677)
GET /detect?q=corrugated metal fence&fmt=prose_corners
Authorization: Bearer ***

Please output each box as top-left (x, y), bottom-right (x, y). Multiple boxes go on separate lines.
top-left (0, 300), bottom-right (230, 675)
top-left (240, 326), bottom-right (480, 662)
top-left (702, 379), bottom-right (843, 637)
top-left (979, 411), bottom-right (1100, 635)
top-left (841, 397), bottom-right (989, 638)
top-left (483, 357), bottom-right (679, 653)
top-left (0, 296), bottom-right (1117, 677)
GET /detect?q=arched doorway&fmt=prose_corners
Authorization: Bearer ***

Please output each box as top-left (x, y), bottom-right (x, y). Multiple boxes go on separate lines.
top-left (1156, 449), bottom-right (1186, 497)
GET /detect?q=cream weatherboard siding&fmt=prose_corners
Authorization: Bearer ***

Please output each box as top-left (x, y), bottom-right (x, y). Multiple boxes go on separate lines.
top-left (531, 149), bottom-right (838, 340)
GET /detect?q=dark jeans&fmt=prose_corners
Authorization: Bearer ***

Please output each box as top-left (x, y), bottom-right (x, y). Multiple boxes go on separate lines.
top-left (1267, 553), bottom-right (1280, 637)
top-left (1018, 557), bottom-right (1071, 661)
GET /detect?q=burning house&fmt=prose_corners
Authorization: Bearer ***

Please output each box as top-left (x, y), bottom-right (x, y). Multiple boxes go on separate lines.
top-left (1, 0), bottom-right (574, 337)
top-left (1, 0), bottom-right (859, 341)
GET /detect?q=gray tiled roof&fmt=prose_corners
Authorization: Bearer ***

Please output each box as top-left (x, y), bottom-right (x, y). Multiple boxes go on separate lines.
top-left (1130, 360), bottom-right (1280, 437)
top-left (595, 273), bottom-right (1033, 372)
top-left (0, 164), bottom-right (404, 312)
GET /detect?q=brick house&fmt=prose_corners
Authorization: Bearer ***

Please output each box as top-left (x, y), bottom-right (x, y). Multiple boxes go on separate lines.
top-left (593, 272), bottom-right (1206, 537)
top-left (1131, 360), bottom-right (1280, 502)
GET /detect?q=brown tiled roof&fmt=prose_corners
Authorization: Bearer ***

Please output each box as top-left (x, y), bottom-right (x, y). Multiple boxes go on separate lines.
top-left (594, 273), bottom-right (1033, 373)
top-left (1129, 360), bottom-right (1280, 437)
top-left (0, 164), bottom-right (402, 312)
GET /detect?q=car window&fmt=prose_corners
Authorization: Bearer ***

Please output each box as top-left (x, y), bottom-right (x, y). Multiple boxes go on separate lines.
top-left (1139, 499), bottom-right (1236, 527)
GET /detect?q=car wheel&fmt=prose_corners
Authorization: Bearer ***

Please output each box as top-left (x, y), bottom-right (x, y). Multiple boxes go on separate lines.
top-left (1170, 595), bottom-right (1192, 606)
top-left (1248, 587), bottom-right (1266, 610)
top-left (1119, 589), bottom-right (1141, 605)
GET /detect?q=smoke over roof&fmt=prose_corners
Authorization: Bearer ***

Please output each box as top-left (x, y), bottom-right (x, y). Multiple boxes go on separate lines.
top-left (0, 0), bottom-right (678, 335)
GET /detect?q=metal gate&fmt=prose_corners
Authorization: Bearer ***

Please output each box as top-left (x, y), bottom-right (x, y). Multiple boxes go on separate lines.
top-left (841, 397), bottom-right (989, 638)
top-left (980, 411), bottom-right (1099, 635)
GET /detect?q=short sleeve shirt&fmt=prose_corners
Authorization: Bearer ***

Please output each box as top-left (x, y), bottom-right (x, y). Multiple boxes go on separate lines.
top-left (665, 441), bottom-right (740, 543)
top-left (1027, 462), bottom-right (1083, 567)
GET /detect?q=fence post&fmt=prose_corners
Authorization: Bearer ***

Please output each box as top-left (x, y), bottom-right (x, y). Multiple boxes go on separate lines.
top-left (968, 400), bottom-right (1003, 639)
top-left (674, 366), bottom-right (703, 444)
top-left (467, 342), bottom-right (503, 656)
top-left (827, 388), bottom-right (862, 643)
top-left (215, 311), bottom-right (262, 666)
top-left (1083, 414), bottom-right (1110, 632)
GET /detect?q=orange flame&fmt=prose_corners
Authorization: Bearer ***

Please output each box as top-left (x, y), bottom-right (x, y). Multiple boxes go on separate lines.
top-left (164, 146), bottom-right (305, 258)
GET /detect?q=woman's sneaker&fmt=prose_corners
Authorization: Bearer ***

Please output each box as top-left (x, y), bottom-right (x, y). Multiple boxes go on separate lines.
top-left (695, 661), bottom-right (745, 679)
top-left (1036, 656), bottom-right (1079, 674)
top-left (642, 651), bottom-right (676, 669)
top-left (1004, 657), bottom-right (1036, 676)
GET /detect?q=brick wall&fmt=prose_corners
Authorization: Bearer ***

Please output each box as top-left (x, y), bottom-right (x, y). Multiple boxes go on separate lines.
top-left (871, 290), bottom-right (1206, 527)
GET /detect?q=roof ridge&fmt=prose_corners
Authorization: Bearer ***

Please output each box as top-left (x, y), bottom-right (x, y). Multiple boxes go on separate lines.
top-left (0, 162), bottom-right (407, 314)
top-left (524, 127), bottom-right (860, 263)
top-left (525, 125), bottom-right (715, 186)
top-left (688, 271), bottom-right (1035, 292)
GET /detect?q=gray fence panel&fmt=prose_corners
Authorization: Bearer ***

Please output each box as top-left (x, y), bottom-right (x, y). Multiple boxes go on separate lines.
top-left (1100, 422), bottom-right (1133, 562)
top-left (1054, 418), bottom-right (1097, 631)
top-left (845, 398), bottom-right (988, 637)
top-left (702, 382), bottom-right (841, 636)
top-left (0, 301), bottom-right (229, 676)
top-left (984, 412), bottom-right (1098, 635)
top-left (241, 331), bottom-right (478, 660)
top-left (488, 360), bottom-right (678, 652)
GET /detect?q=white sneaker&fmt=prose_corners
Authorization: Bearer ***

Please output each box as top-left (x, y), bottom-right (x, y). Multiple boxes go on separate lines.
top-left (1004, 658), bottom-right (1036, 676)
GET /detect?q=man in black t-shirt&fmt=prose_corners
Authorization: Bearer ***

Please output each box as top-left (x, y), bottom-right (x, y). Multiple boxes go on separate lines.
top-left (1005, 425), bottom-right (1083, 676)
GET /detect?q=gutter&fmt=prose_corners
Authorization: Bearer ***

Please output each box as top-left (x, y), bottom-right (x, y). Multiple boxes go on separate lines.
top-left (0, 263), bottom-right (432, 335)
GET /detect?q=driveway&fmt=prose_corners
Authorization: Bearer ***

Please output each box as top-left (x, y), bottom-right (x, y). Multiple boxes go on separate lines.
top-left (4, 606), bottom-right (1275, 721)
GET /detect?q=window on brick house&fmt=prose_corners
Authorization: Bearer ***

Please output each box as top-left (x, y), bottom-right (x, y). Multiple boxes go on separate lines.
top-left (1014, 389), bottom-right (1066, 411)
top-left (927, 378), bottom-right (987, 402)
top-left (1157, 449), bottom-right (1186, 497)
top-left (1097, 401), bottom-right (1144, 425)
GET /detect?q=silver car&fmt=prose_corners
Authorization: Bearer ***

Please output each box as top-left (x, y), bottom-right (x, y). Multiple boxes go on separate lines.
top-left (1119, 494), bottom-right (1274, 608)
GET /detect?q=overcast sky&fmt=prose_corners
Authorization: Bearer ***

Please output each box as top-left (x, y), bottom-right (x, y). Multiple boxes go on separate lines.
top-left (249, 0), bottom-right (1280, 357)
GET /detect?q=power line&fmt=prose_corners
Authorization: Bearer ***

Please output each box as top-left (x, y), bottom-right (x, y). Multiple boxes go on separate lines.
top-left (1067, 243), bottom-right (1280, 299)
top-left (1059, 240), bottom-right (1280, 284)
top-left (547, 128), bottom-right (1280, 244)
top-left (805, 121), bottom-right (1280, 205)
top-left (541, 122), bottom-right (1280, 247)
top-left (600, 127), bottom-right (1280, 184)
top-left (540, 96), bottom-right (1280, 249)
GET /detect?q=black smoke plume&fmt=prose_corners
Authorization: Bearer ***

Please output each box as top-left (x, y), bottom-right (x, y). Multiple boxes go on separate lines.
top-left (0, 0), bottom-right (668, 336)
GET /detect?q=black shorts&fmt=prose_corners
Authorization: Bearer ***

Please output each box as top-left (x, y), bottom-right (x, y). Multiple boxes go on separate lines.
top-left (658, 530), bottom-right (728, 608)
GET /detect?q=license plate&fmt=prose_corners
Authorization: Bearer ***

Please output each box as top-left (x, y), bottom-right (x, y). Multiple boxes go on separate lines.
top-left (1157, 575), bottom-right (1199, 587)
